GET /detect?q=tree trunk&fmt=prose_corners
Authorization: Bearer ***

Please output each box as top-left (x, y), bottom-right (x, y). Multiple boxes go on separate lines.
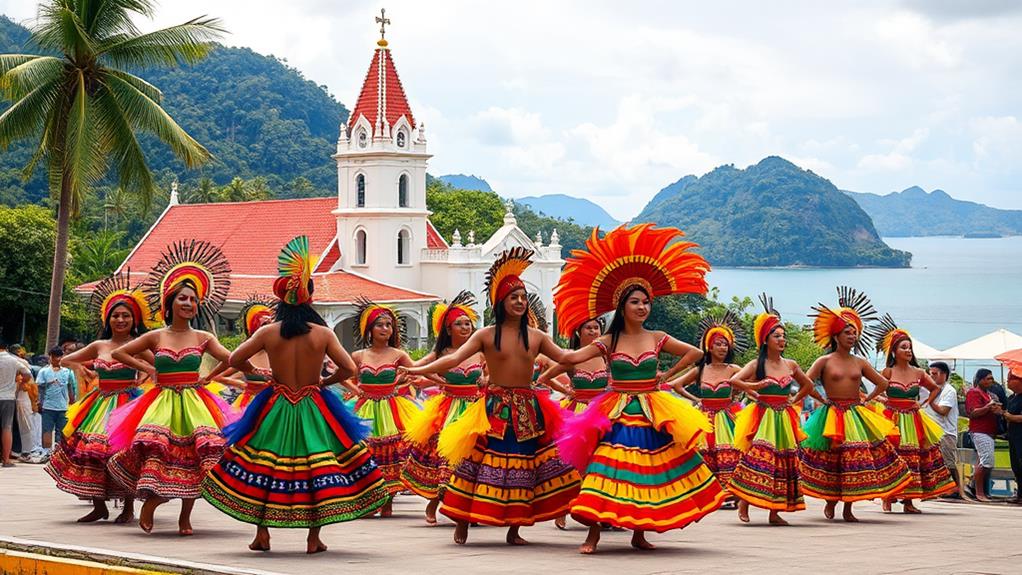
top-left (45, 173), bottom-right (73, 349)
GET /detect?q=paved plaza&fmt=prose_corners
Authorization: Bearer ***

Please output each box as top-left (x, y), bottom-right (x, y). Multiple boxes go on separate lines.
top-left (1, 465), bottom-right (1017, 575)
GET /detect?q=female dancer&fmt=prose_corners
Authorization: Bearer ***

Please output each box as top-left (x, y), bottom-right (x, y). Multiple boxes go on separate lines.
top-left (667, 311), bottom-right (746, 507)
top-left (108, 240), bottom-right (236, 535)
top-left (205, 297), bottom-right (276, 410)
top-left (202, 236), bottom-right (389, 553)
top-left (46, 272), bottom-right (156, 523)
top-left (541, 224), bottom-right (726, 554)
top-left (401, 291), bottom-right (485, 525)
top-left (560, 317), bottom-right (609, 415)
top-left (800, 287), bottom-right (911, 522)
top-left (348, 298), bottom-right (419, 516)
top-left (872, 315), bottom-right (956, 511)
top-left (727, 296), bottom-right (825, 525)
top-left (399, 247), bottom-right (580, 546)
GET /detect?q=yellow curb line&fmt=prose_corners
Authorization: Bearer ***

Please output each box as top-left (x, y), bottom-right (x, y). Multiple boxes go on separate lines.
top-left (0, 548), bottom-right (174, 575)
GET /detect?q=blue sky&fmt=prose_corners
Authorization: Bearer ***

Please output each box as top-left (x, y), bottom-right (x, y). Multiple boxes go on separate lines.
top-left (3, 0), bottom-right (1021, 220)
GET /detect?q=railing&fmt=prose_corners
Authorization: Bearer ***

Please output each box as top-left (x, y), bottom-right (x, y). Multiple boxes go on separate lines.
top-left (421, 249), bottom-right (448, 262)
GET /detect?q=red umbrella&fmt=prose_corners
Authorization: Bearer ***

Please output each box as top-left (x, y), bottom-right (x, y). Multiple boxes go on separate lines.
top-left (995, 348), bottom-right (1022, 377)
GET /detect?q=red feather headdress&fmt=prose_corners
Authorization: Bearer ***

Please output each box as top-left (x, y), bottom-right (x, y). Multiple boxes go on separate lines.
top-left (752, 293), bottom-right (783, 349)
top-left (430, 290), bottom-right (479, 338)
top-left (553, 224), bottom-right (709, 333)
top-left (237, 294), bottom-right (276, 338)
top-left (485, 247), bottom-right (533, 307)
top-left (869, 313), bottom-right (913, 358)
top-left (810, 286), bottom-right (878, 355)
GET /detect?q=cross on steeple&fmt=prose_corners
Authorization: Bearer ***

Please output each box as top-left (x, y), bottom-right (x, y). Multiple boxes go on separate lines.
top-left (376, 8), bottom-right (391, 41)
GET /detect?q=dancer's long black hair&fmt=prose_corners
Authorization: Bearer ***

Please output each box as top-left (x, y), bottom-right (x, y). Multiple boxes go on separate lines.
top-left (608, 285), bottom-right (650, 353)
top-left (755, 324), bottom-right (785, 381)
top-left (276, 280), bottom-right (326, 339)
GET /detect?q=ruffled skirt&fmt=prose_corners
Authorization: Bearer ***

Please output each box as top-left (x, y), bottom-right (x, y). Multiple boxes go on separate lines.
top-left (557, 390), bottom-right (726, 532)
top-left (201, 386), bottom-right (389, 527)
top-left (400, 393), bottom-right (477, 499)
top-left (437, 388), bottom-right (581, 526)
top-left (106, 386), bottom-right (235, 499)
top-left (798, 403), bottom-right (912, 502)
top-left (354, 395), bottom-right (420, 493)
top-left (884, 404), bottom-right (956, 499)
top-left (699, 403), bottom-right (742, 487)
top-left (728, 402), bottom-right (806, 511)
top-left (46, 387), bottom-right (140, 499)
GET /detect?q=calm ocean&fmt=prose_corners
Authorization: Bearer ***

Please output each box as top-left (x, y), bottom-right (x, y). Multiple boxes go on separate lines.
top-left (707, 236), bottom-right (1022, 373)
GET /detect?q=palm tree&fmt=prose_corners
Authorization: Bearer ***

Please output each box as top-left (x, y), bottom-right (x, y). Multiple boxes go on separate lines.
top-left (187, 176), bottom-right (218, 203)
top-left (0, 1), bottom-right (225, 347)
top-left (102, 186), bottom-right (129, 228)
top-left (73, 228), bottom-right (130, 281)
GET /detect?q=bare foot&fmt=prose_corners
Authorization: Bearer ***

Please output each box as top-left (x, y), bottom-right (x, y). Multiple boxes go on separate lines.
top-left (881, 499), bottom-right (892, 513)
top-left (249, 527), bottom-right (271, 552)
top-left (630, 531), bottom-right (656, 550)
top-left (579, 526), bottom-right (601, 554)
top-left (506, 526), bottom-right (528, 546)
top-left (179, 498), bottom-right (195, 536)
top-left (768, 511), bottom-right (789, 526)
top-left (555, 516), bottom-right (567, 530)
top-left (842, 503), bottom-right (858, 523)
top-left (114, 502), bottom-right (135, 525)
top-left (139, 496), bottom-right (167, 533)
top-left (178, 518), bottom-right (193, 536)
top-left (453, 521), bottom-right (469, 545)
top-left (975, 496), bottom-right (992, 502)
top-left (737, 500), bottom-right (750, 523)
top-left (307, 527), bottom-right (327, 554)
top-left (903, 501), bottom-right (922, 514)
top-left (78, 502), bottom-right (109, 523)
top-left (425, 498), bottom-right (439, 525)
top-left (824, 500), bottom-right (837, 520)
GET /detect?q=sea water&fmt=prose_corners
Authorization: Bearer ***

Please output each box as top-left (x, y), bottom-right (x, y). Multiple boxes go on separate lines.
top-left (707, 236), bottom-right (1022, 377)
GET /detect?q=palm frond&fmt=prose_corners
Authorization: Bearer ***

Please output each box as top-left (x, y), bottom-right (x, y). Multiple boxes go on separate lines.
top-left (100, 70), bottom-right (211, 168)
top-left (64, 70), bottom-right (108, 214)
top-left (0, 54), bottom-right (51, 77)
top-left (86, 0), bottom-right (151, 39)
top-left (0, 56), bottom-right (65, 101)
top-left (32, 5), bottom-right (97, 58)
top-left (104, 68), bottom-right (162, 101)
top-left (99, 17), bottom-right (226, 68)
top-left (0, 78), bottom-right (62, 148)
top-left (92, 86), bottom-right (156, 207)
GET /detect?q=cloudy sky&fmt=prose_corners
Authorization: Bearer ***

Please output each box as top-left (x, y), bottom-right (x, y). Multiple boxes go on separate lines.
top-left (3, 0), bottom-right (1021, 219)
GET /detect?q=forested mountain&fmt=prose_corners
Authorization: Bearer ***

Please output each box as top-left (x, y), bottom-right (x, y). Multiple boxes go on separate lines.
top-left (845, 186), bottom-right (1022, 237)
top-left (517, 194), bottom-right (620, 229)
top-left (637, 157), bottom-right (911, 267)
top-left (0, 16), bottom-right (346, 205)
top-left (437, 174), bottom-right (493, 192)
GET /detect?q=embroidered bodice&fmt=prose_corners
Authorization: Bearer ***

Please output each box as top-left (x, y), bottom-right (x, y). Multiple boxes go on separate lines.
top-left (153, 342), bottom-right (206, 387)
top-left (358, 363), bottom-right (399, 399)
top-left (887, 379), bottom-right (921, 400)
top-left (93, 358), bottom-right (138, 393)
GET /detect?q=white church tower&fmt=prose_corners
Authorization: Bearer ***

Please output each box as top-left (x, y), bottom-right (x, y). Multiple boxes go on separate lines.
top-left (332, 9), bottom-right (431, 289)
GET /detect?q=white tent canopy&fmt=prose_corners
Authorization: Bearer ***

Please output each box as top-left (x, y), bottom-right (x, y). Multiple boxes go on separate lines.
top-left (911, 338), bottom-right (945, 361)
top-left (931, 329), bottom-right (1022, 360)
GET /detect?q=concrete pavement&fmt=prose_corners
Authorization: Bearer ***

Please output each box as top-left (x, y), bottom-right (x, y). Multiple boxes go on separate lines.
top-left (1, 465), bottom-right (1018, 574)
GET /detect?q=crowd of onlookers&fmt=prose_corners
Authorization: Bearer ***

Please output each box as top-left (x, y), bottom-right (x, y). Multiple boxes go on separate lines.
top-left (960, 365), bottom-right (1022, 502)
top-left (0, 339), bottom-right (79, 467)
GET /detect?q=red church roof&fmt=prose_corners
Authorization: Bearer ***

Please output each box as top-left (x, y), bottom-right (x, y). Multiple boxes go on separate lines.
top-left (350, 46), bottom-right (416, 131)
top-left (426, 220), bottom-right (449, 250)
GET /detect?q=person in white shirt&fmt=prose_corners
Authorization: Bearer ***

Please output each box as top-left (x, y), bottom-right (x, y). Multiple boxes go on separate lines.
top-left (0, 341), bottom-right (33, 467)
top-left (926, 361), bottom-right (960, 491)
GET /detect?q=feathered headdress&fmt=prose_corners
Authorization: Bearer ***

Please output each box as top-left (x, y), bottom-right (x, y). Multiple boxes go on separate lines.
top-left (485, 247), bottom-right (533, 307)
top-left (527, 292), bottom-right (549, 333)
top-left (699, 309), bottom-right (748, 354)
top-left (430, 290), bottom-right (479, 338)
top-left (810, 286), bottom-right (878, 355)
top-left (90, 270), bottom-right (160, 331)
top-left (238, 295), bottom-right (276, 338)
top-left (143, 240), bottom-right (231, 325)
top-left (870, 313), bottom-right (913, 358)
top-left (354, 297), bottom-right (406, 348)
top-left (752, 293), bottom-right (783, 349)
top-left (273, 236), bottom-right (314, 305)
top-left (553, 224), bottom-right (709, 332)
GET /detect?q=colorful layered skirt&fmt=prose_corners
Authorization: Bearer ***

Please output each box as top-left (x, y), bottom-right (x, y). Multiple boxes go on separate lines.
top-left (437, 387), bottom-right (581, 526)
top-left (561, 387), bottom-right (606, 415)
top-left (882, 399), bottom-right (956, 499)
top-left (401, 386), bottom-right (479, 499)
top-left (106, 385), bottom-right (235, 499)
top-left (354, 392), bottom-right (420, 493)
top-left (201, 385), bottom-right (389, 527)
top-left (798, 401), bottom-right (912, 502)
top-left (233, 381), bottom-right (269, 411)
top-left (728, 397), bottom-right (806, 511)
top-left (46, 385), bottom-right (141, 499)
top-left (698, 398), bottom-right (743, 488)
top-left (557, 387), bottom-right (726, 532)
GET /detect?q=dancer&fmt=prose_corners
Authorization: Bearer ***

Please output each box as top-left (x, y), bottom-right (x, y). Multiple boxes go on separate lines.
top-left (668, 310), bottom-right (747, 509)
top-left (542, 224), bottom-right (726, 554)
top-left (727, 296), bottom-right (825, 525)
top-left (560, 317), bottom-right (609, 415)
top-left (799, 287), bottom-right (911, 522)
top-left (202, 236), bottom-right (389, 553)
top-left (401, 291), bottom-right (485, 525)
top-left (349, 298), bottom-right (419, 516)
top-left (46, 272), bottom-right (157, 524)
top-left (206, 296), bottom-right (277, 410)
top-left (871, 315), bottom-right (956, 511)
top-left (400, 247), bottom-right (581, 546)
top-left (107, 240), bottom-right (236, 535)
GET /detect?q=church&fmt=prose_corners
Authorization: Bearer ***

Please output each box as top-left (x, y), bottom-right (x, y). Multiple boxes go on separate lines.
top-left (89, 17), bottom-right (563, 350)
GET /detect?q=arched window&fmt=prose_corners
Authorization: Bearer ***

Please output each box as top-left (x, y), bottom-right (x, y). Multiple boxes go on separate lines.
top-left (396, 130), bottom-right (406, 148)
top-left (397, 229), bottom-right (410, 265)
top-left (357, 129), bottom-right (367, 148)
top-left (398, 174), bottom-right (409, 208)
top-left (355, 229), bottom-right (367, 265)
top-left (356, 174), bottom-right (365, 207)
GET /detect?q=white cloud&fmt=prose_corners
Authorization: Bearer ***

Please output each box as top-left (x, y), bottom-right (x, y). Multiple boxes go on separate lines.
top-left (873, 11), bottom-right (963, 69)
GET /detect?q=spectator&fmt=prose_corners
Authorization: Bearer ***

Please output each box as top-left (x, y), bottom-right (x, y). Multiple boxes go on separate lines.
top-left (925, 361), bottom-right (961, 494)
top-left (10, 344), bottom-right (43, 462)
top-left (965, 368), bottom-right (1001, 501)
top-left (1003, 371), bottom-right (1022, 504)
top-left (35, 346), bottom-right (76, 453)
top-left (0, 340), bottom-right (33, 467)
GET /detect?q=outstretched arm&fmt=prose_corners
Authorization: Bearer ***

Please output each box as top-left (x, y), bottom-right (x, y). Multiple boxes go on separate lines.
top-left (401, 330), bottom-right (485, 376)
top-left (112, 332), bottom-right (158, 381)
top-left (61, 342), bottom-right (100, 381)
top-left (667, 368), bottom-right (701, 402)
top-left (657, 334), bottom-right (703, 383)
